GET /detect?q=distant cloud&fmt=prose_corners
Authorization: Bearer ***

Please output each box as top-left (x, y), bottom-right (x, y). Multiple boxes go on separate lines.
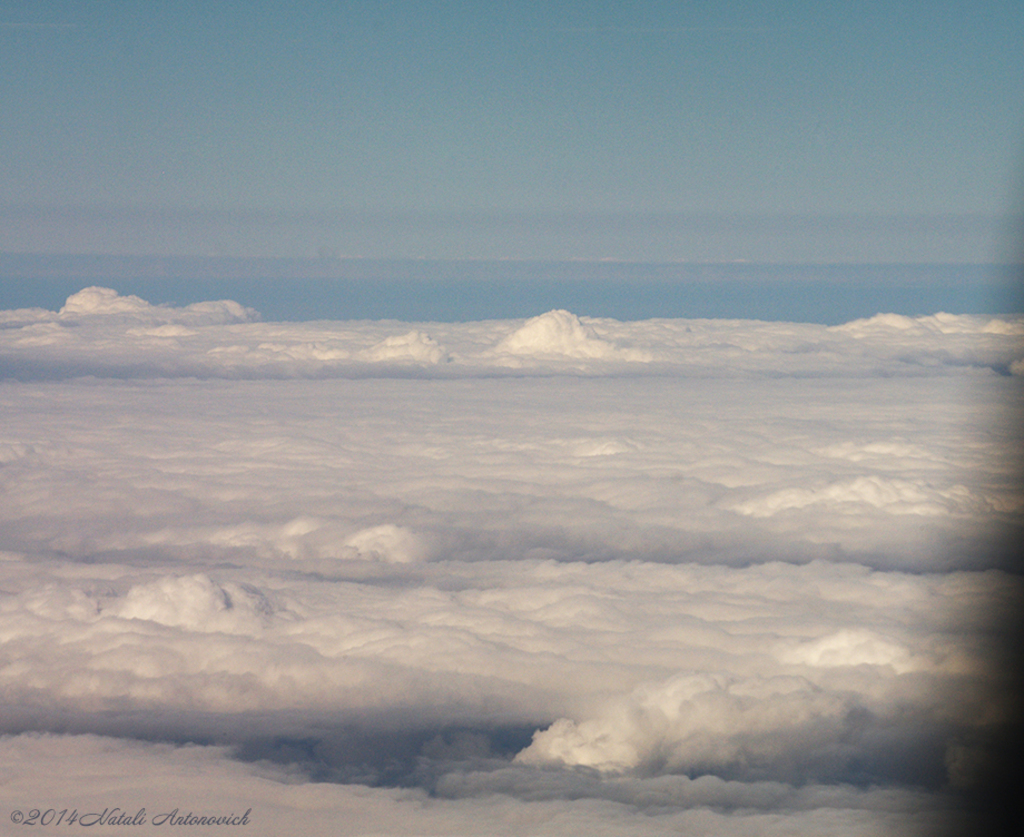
top-left (3, 287), bottom-right (1021, 382)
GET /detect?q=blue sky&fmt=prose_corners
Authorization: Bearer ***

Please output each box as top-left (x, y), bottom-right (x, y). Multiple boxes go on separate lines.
top-left (2, 0), bottom-right (1023, 261)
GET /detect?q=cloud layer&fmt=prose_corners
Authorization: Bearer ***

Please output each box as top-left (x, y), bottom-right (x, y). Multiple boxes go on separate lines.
top-left (2, 288), bottom-right (1021, 835)
top-left (2, 287), bottom-right (1022, 381)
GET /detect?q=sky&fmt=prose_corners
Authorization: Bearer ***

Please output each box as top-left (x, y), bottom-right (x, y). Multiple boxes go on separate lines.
top-left (1, 0), bottom-right (1023, 261)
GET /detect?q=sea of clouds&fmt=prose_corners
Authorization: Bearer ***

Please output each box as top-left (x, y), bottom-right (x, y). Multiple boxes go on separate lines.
top-left (2, 287), bottom-right (1023, 835)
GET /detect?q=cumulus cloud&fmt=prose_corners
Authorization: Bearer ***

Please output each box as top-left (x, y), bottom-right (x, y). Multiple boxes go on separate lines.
top-left (775, 628), bottom-right (924, 672)
top-left (343, 524), bottom-right (430, 563)
top-left (359, 331), bottom-right (449, 364)
top-left (516, 672), bottom-right (842, 774)
top-left (59, 285), bottom-right (258, 325)
top-left (0, 287), bottom-right (1020, 834)
top-left (495, 309), bottom-right (652, 363)
top-left (725, 476), bottom-right (986, 518)
top-left (116, 574), bottom-right (272, 633)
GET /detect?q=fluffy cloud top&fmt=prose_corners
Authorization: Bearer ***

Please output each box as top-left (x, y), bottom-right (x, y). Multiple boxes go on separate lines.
top-left (495, 309), bottom-right (652, 363)
top-left (59, 285), bottom-right (258, 324)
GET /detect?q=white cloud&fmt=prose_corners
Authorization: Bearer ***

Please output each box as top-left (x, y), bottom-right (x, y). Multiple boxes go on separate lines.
top-left (343, 524), bottom-right (430, 563)
top-left (516, 672), bottom-right (855, 774)
top-left (59, 285), bottom-right (258, 325)
top-left (776, 628), bottom-right (923, 673)
top-left (495, 309), bottom-right (652, 363)
top-left (725, 476), bottom-right (985, 518)
top-left (116, 574), bottom-right (272, 633)
top-left (360, 331), bottom-right (449, 364)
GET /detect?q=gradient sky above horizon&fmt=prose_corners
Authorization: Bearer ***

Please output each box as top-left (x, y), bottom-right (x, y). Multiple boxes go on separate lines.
top-left (2, 0), bottom-right (1023, 262)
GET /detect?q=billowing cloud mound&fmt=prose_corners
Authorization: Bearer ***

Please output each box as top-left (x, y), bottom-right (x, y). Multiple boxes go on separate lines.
top-left (0, 287), bottom-right (1020, 834)
top-left (496, 309), bottom-right (650, 362)
top-left (360, 331), bottom-right (449, 364)
top-left (776, 628), bottom-right (923, 672)
top-left (516, 672), bottom-right (852, 775)
top-left (726, 476), bottom-right (986, 518)
top-left (836, 311), bottom-right (1024, 338)
top-left (60, 286), bottom-right (154, 317)
top-left (60, 285), bottom-right (257, 325)
top-left (343, 524), bottom-right (430, 563)
top-left (116, 574), bottom-right (270, 633)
